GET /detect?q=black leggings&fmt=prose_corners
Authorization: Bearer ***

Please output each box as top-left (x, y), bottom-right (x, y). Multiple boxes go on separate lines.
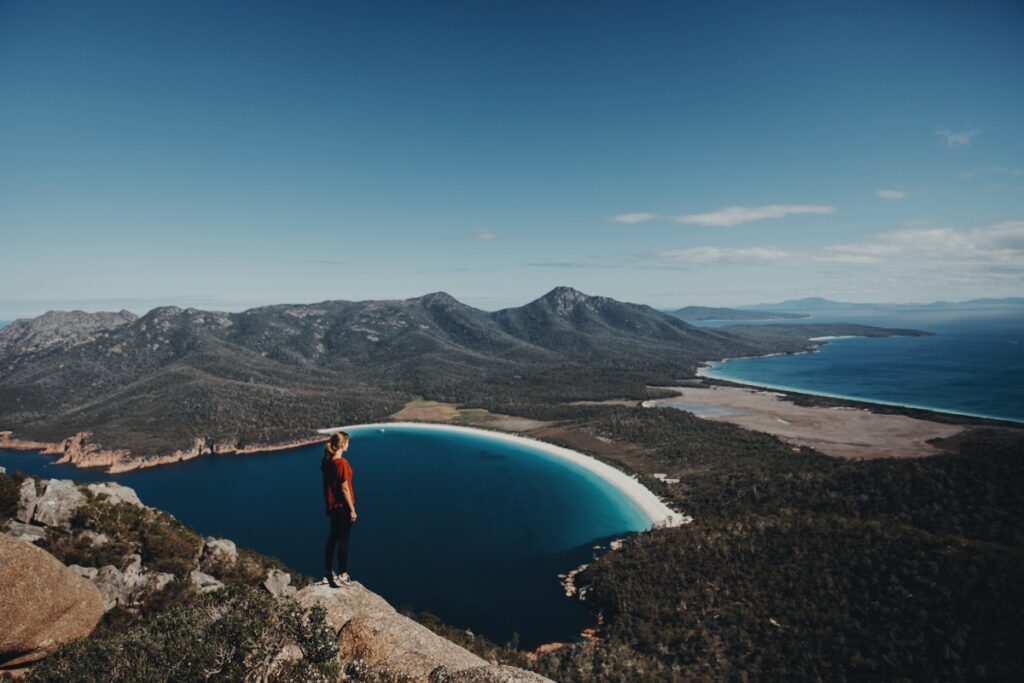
top-left (324, 509), bottom-right (353, 576)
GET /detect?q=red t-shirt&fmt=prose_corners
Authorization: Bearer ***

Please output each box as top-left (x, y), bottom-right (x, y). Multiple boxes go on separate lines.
top-left (321, 455), bottom-right (354, 514)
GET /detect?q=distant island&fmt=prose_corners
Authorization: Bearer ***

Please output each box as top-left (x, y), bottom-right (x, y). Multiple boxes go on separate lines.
top-left (667, 305), bottom-right (809, 321)
top-left (740, 295), bottom-right (1024, 312)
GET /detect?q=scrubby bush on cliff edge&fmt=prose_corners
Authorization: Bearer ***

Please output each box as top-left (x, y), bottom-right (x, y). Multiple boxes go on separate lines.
top-left (25, 586), bottom-right (339, 683)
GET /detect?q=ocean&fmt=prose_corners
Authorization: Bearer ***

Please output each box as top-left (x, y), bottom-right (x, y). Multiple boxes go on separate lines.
top-left (0, 424), bottom-right (649, 648)
top-left (695, 306), bottom-right (1024, 423)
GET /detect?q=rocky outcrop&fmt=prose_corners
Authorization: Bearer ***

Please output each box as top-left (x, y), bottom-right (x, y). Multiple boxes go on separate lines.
top-left (296, 583), bottom-right (554, 683)
top-left (85, 482), bottom-right (145, 508)
top-left (190, 570), bottom-right (224, 593)
top-left (32, 479), bottom-right (85, 527)
top-left (16, 477), bottom-right (88, 528)
top-left (16, 478), bottom-right (37, 523)
top-left (2, 475), bottom-right (550, 681)
top-left (0, 534), bottom-right (104, 668)
top-left (0, 309), bottom-right (137, 363)
top-left (3, 520), bottom-right (46, 544)
top-left (89, 555), bottom-right (176, 612)
top-left (55, 432), bottom-right (132, 470)
top-left (0, 429), bottom-right (329, 474)
top-left (199, 537), bottom-right (237, 573)
top-left (7, 478), bottom-right (173, 614)
top-left (263, 568), bottom-right (296, 597)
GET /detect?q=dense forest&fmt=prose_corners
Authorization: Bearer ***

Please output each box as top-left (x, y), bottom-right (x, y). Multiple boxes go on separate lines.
top-left (495, 410), bottom-right (1024, 681)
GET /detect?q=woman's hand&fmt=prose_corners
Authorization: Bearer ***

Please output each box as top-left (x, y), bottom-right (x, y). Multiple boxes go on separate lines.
top-left (350, 509), bottom-right (358, 522)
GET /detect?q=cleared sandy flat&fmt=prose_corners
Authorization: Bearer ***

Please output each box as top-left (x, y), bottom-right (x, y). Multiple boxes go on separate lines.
top-left (389, 399), bottom-right (550, 432)
top-left (645, 385), bottom-right (965, 459)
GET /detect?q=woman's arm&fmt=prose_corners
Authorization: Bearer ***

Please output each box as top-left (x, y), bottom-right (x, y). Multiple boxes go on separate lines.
top-left (342, 481), bottom-right (357, 521)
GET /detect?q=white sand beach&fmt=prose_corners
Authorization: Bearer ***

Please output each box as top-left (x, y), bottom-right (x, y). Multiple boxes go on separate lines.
top-left (318, 421), bottom-right (688, 529)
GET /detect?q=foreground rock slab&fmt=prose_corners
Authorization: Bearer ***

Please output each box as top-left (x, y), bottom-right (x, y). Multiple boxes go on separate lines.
top-left (0, 533), bottom-right (104, 668)
top-left (296, 582), bottom-right (553, 682)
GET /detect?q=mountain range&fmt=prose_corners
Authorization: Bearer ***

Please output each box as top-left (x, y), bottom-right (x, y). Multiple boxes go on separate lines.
top-left (0, 287), bottom-right (921, 463)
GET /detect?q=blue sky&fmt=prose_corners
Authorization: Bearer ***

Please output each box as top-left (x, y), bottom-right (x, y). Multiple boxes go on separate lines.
top-left (1, 0), bottom-right (1022, 318)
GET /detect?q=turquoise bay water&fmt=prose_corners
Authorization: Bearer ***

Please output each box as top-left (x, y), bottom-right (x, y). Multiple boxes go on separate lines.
top-left (697, 308), bottom-right (1024, 423)
top-left (0, 425), bottom-right (649, 647)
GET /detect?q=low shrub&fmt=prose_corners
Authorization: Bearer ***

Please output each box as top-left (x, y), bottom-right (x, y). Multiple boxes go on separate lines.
top-left (139, 511), bottom-right (201, 577)
top-left (0, 472), bottom-right (19, 522)
top-left (27, 586), bottom-right (339, 682)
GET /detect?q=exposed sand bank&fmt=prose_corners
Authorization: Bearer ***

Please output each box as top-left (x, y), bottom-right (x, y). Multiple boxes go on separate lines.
top-left (318, 421), bottom-right (688, 529)
top-left (644, 385), bottom-right (965, 459)
top-left (388, 399), bottom-right (549, 432)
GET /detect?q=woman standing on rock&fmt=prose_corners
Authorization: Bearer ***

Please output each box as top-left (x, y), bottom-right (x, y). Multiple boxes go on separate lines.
top-left (321, 431), bottom-right (356, 587)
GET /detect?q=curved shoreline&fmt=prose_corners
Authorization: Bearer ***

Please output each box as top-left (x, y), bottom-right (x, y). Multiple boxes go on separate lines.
top-left (697, 359), bottom-right (1024, 425)
top-left (318, 421), bottom-right (689, 530)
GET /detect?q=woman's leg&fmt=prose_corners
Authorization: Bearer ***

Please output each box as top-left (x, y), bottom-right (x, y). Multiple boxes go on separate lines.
top-left (324, 511), bottom-right (342, 577)
top-left (336, 513), bottom-right (353, 574)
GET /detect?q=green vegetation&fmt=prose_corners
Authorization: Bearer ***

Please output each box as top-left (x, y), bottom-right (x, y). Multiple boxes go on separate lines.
top-left (0, 471), bottom-right (20, 522)
top-left (26, 586), bottom-right (339, 683)
top-left (139, 512), bottom-right (202, 576)
top-left (581, 515), bottom-right (1023, 681)
top-left (512, 409), bottom-right (1024, 681)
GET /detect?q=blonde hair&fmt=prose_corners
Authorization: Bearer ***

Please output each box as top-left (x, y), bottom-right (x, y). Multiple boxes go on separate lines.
top-left (324, 431), bottom-right (350, 458)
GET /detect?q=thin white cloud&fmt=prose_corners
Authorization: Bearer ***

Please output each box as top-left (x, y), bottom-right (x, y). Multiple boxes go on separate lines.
top-left (875, 189), bottom-right (907, 200)
top-left (672, 204), bottom-right (835, 227)
top-left (935, 127), bottom-right (979, 148)
top-left (961, 167), bottom-right (1024, 179)
top-left (657, 246), bottom-right (793, 264)
top-left (472, 228), bottom-right (497, 240)
top-left (655, 220), bottom-right (1024, 276)
top-left (612, 212), bottom-right (659, 224)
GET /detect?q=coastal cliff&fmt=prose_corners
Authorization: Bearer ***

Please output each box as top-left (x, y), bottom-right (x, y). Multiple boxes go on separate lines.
top-left (0, 431), bottom-right (330, 474)
top-left (0, 472), bottom-right (551, 682)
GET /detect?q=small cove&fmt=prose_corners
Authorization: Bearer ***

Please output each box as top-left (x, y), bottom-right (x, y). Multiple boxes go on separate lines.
top-left (1, 424), bottom-right (652, 647)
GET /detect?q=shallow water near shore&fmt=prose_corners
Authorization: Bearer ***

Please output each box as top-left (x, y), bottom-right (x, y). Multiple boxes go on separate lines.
top-left (697, 309), bottom-right (1024, 423)
top-left (1, 425), bottom-right (650, 647)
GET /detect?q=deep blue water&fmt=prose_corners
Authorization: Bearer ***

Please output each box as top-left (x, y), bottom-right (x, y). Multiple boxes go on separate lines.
top-left (696, 307), bottom-right (1024, 423)
top-left (0, 425), bottom-right (648, 647)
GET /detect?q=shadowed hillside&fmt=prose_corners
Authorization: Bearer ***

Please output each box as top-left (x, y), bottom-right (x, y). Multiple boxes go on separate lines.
top-left (0, 287), bottom-right (925, 463)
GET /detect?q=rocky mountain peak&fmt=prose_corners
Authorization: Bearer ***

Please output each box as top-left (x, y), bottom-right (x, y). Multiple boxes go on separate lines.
top-left (539, 286), bottom-right (596, 314)
top-left (0, 309), bottom-right (138, 360)
top-left (413, 291), bottom-right (463, 308)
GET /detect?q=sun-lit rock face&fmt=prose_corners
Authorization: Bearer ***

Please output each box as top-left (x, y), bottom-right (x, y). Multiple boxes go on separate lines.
top-left (0, 309), bottom-right (137, 362)
top-left (0, 534), bottom-right (105, 668)
top-left (295, 582), bottom-right (554, 682)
